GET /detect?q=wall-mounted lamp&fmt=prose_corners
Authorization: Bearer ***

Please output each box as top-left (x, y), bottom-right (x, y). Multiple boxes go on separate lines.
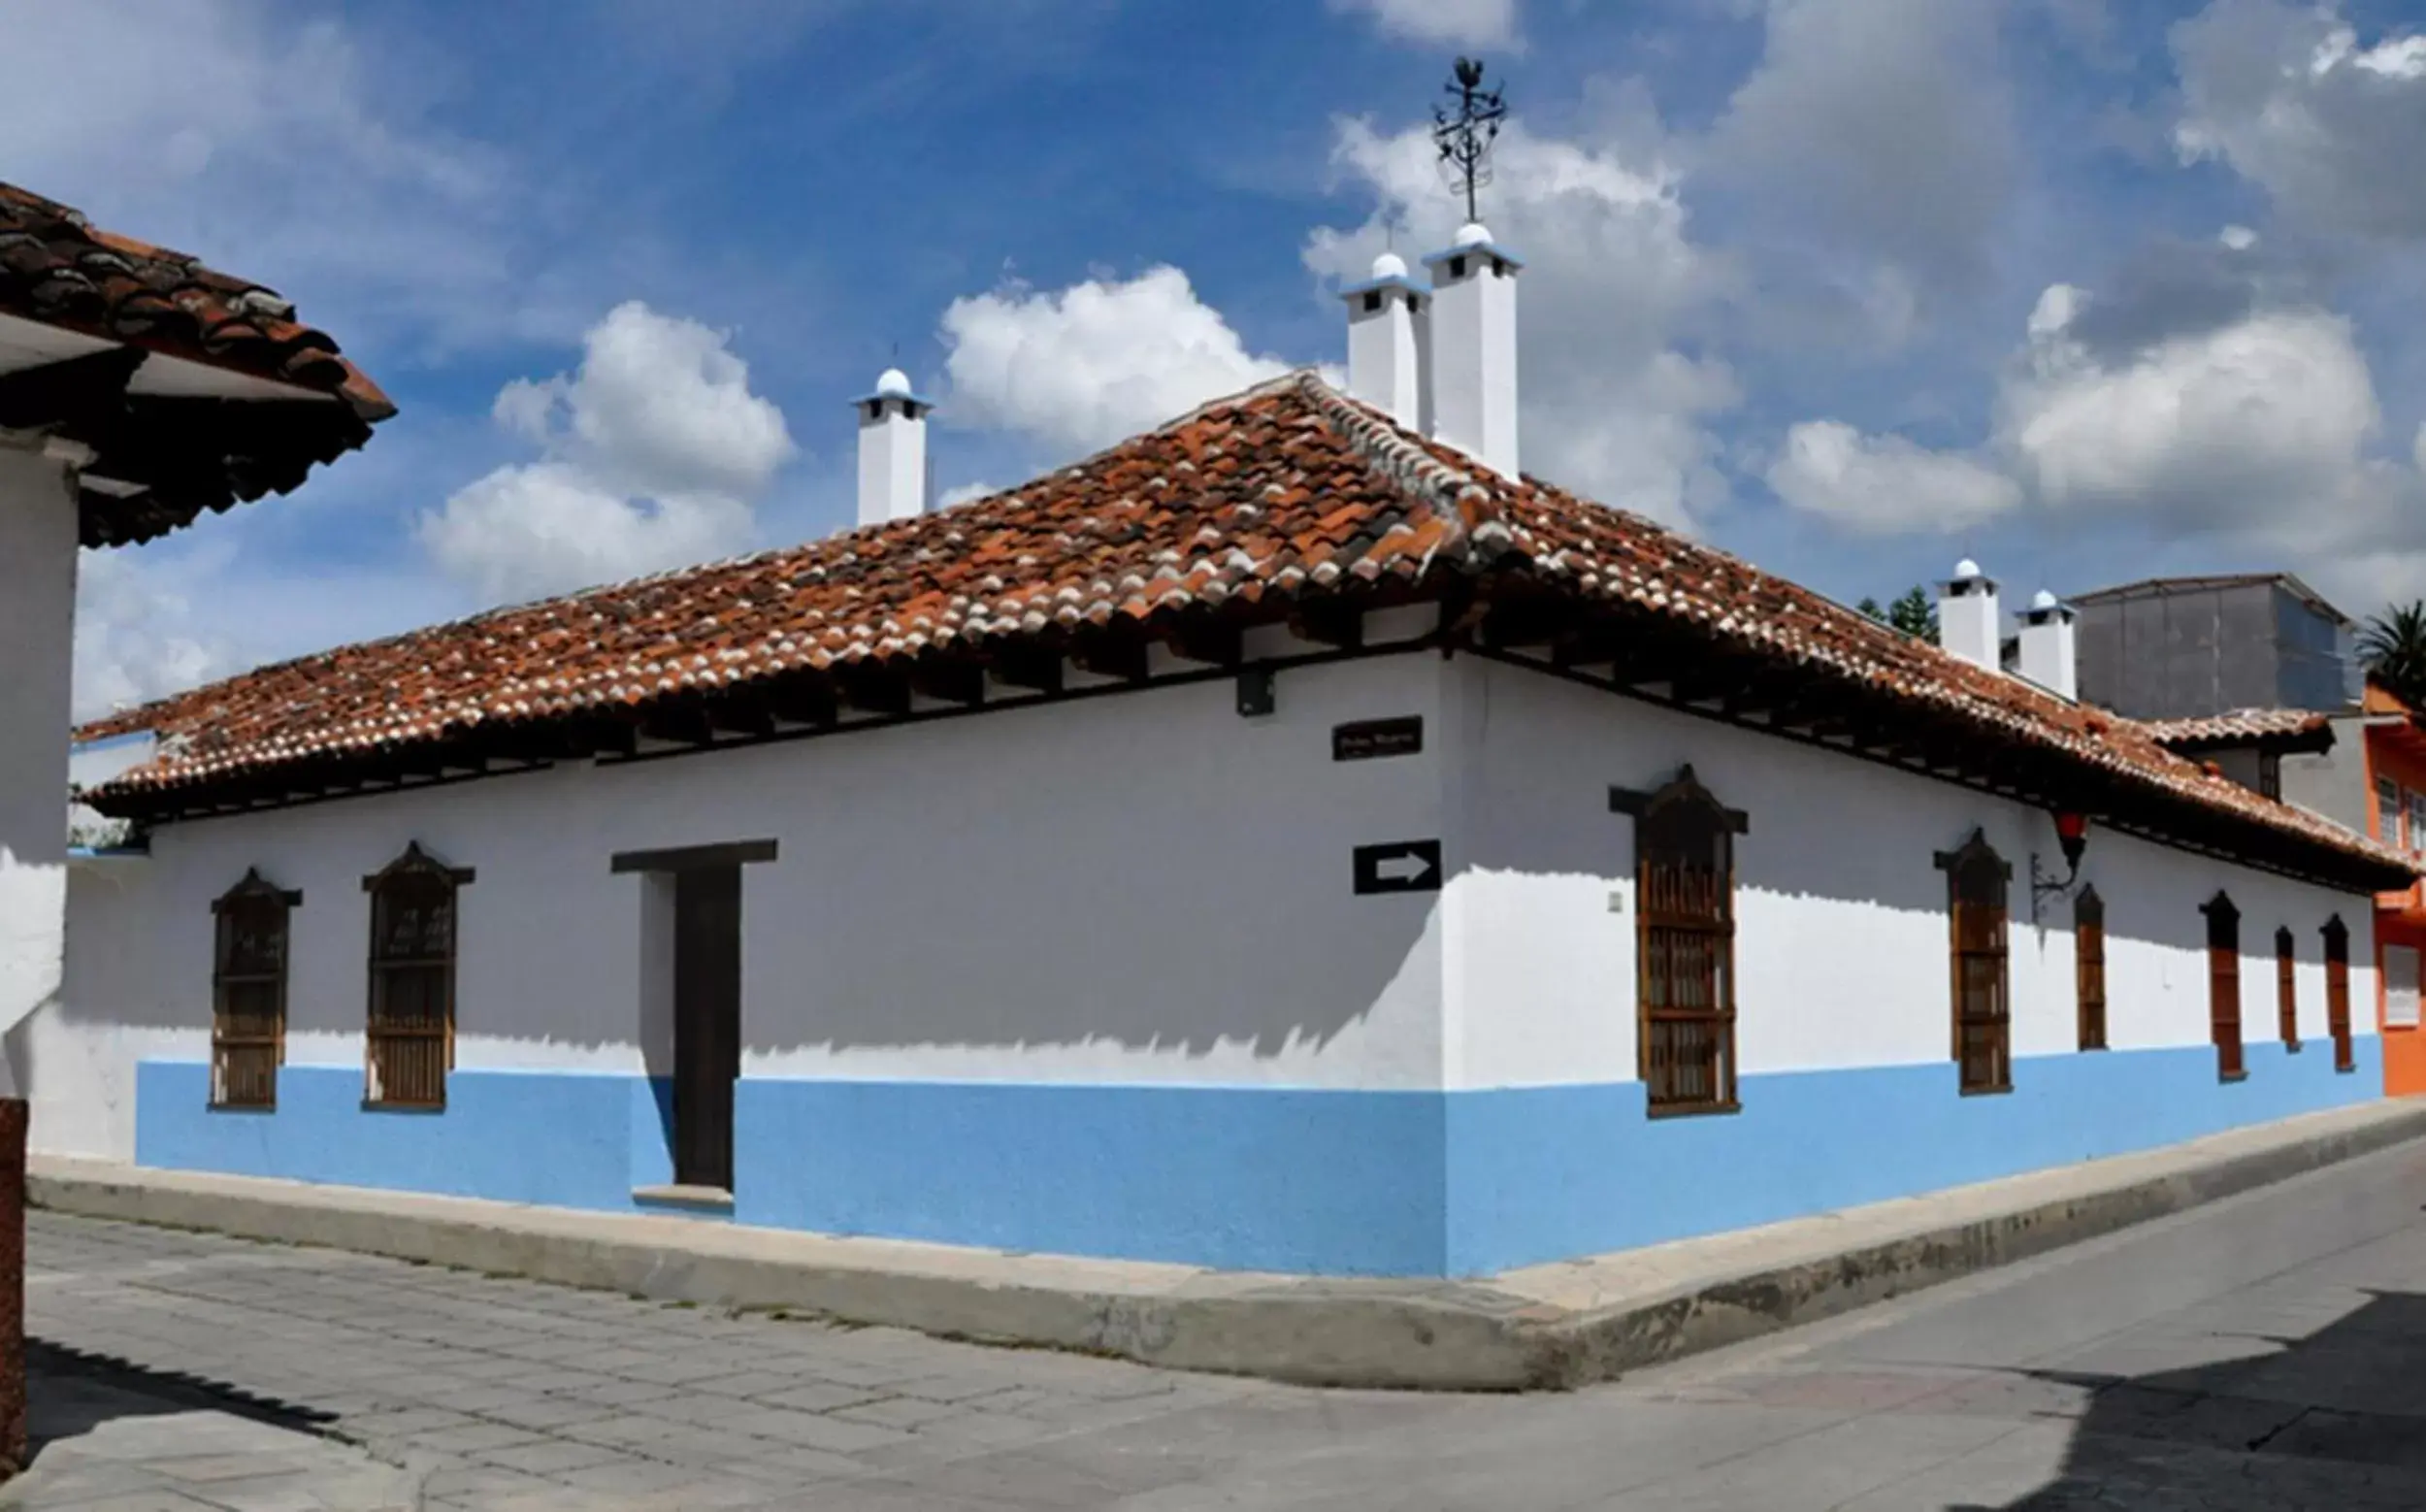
top-left (2030, 809), bottom-right (2091, 921)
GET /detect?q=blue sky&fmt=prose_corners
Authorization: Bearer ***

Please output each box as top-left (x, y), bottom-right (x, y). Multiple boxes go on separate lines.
top-left (16, 0), bottom-right (2426, 716)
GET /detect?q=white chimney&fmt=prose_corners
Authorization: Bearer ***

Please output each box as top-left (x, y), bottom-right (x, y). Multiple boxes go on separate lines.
top-left (1341, 251), bottom-right (1428, 431)
top-left (2016, 589), bottom-right (2078, 701)
top-left (856, 368), bottom-right (933, 527)
top-left (1421, 222), bottom-right (1522, 478)
top-left (1938, 558), bottom-right (2000, 672)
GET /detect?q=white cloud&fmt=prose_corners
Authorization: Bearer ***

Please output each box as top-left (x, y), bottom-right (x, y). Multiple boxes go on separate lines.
top-left (2174, 1), bottom-right (2426, 240)
top-left (2002, 296), bottom-right (2383, 526)
top-left (2219, 223), bottom-right (2258, 250)
top-left (940, 267), bottom-right (1300, 457)
top-left (1707, 0), bottom-right (2016, 299)
top-left (71, 547), bottom-right (229, 722)
top-left (1767, 278), bottom-right (2424, 597)
top-left (1304, 116), bottom-right (1735, 525)
top-left (936, 481), bottom-right (999, 509)
top-left (1328, 0), bottom-right (1522, 50)
top-left (420, 302), bottom-right (794, 604)
top-left (1767, 421), bottom-right (2020, 533)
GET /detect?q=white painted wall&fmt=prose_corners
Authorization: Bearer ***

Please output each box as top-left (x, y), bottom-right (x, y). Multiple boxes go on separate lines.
top-left (37, 654), bottom-right (1453, 1160)
top-left (0, 445), bottom-right (80, 1101)
top-left (1442, 657), bottom-right (2377, 1089)
top-left (36, 639), bottom-right (2386, 1164)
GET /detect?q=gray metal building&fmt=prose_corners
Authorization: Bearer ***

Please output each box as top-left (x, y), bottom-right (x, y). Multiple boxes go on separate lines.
top-left (2071, 574), bottom-right (2359, 721)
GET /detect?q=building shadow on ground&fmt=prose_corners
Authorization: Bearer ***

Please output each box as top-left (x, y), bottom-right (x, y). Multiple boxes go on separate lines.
top-left (1957, 1287), bottom-right (2426, 1510)
top-left (25, 1336), bottom-right (337, 1465)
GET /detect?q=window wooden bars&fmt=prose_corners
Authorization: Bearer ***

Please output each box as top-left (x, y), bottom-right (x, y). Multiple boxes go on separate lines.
top-left (362, 842), bottom-right (474, 1109)
top-left (2204, 892), bottom-right (2245, 1081)
top-left (211, 870), bottom-right (299, 1108)
top-left (2276, 926), bottom-right (2300, 1051)
top-left (2074, 885), bottom-right (2107, 1051)
top-left (1612, 767), bottom-right (1747, 1115)
top-left (2324, 915), bottom-right (2354, 1073)
top-left (1936, 830), bottom-right (2012, 1095)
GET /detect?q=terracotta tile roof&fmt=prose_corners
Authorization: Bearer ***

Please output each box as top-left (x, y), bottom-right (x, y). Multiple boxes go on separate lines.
top-left (2140, 708), bottom-right (2337, 752)
top-left (77, 371), bottom-right (2414, 889)
top-left (0, 181), bottom-right (393, 545)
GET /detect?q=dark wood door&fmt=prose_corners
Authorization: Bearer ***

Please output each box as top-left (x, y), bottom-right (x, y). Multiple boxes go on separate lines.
top-left (672, 865), bottom-right (742, 1191)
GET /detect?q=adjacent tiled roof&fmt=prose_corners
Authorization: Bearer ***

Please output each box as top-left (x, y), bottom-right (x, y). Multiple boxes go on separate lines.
top-left (2141, 708), bottom-right (2337, 752)
top-left (0, 181), bottom-right (394, 545)
top-left (78, 371), bottom-right (2415, 888)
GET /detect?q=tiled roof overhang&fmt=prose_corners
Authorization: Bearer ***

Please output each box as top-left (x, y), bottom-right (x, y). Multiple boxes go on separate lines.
top-left (77, 372), bottom-right (2417, 897)
top-left (0, 181), bottom-right (394, 546)
top-left (2141, 708), bottom-right (2337, 756)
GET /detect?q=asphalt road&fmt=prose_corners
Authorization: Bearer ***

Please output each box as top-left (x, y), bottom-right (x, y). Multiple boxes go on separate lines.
top-left (20, 1133), bottom-right (2426, 1509)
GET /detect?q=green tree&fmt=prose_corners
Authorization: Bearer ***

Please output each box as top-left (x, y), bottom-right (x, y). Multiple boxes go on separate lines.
top-left (1882, 584), bottom-right (1938, 641)
top-left (2360, 601), bottom-right (2426, 707)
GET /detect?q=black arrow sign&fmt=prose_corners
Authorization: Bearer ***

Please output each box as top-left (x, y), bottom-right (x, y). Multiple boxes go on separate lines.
top-left (1354, 839), bottom-right (1443, 895)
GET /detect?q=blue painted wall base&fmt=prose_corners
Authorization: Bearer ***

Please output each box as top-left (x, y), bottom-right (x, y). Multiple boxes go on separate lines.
top-left (136, 1040), bottom-right (2381, 1278)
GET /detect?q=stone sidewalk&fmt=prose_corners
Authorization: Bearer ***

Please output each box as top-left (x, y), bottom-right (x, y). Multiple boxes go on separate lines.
top-left (17, 1134), bottom-right (2426, 1509)
top-left (22, 1211), bottom-right (1299, 1509)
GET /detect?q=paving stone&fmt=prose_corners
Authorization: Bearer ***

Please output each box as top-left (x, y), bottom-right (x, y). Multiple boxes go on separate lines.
top-left (751, 1381), bottom-right (888, 1414)
top-left (469, 1436), bottom-right (634, 1476)
top-left (829, 1396), bottom-right (964, 1430)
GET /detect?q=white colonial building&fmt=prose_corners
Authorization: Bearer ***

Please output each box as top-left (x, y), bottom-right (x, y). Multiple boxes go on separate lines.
top-left (25, 231), bottom-right (2410, 1279)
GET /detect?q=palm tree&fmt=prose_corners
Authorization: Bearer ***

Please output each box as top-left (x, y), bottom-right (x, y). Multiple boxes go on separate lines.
top-left (2359, 602), bottom-right (2426, 707)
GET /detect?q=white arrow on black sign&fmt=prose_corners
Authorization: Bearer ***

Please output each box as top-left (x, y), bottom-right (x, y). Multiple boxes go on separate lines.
top-left (1354, 839), bottom-right (1443, 895)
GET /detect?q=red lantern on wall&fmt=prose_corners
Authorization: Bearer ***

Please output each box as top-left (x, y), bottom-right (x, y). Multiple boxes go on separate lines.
top-left (2053, 809), bottom-right (2090, 874)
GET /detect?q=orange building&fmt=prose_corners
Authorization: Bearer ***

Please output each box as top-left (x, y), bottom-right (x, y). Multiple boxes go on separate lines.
top-left (2358, 681), bottom-right (2426, 1097)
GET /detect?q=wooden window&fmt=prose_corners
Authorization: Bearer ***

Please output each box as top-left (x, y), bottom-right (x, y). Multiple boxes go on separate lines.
top-left (2411, 793), bottom-right (2426, 858)
top-left (362, 843), bottom-right (474, 1109)
top-left (2257, 752), bottom-right (2282, 802)
top-left (2074, 885), bottom-right (2107, 1051)
top-left (1614, 767), bottom-right (1747, 1115)
top-left (2324, 915), bottom-right (2354, 1072)
top-left (1936, 830), bottom-right (2012, 1094)
top-left (211, 870), bottom-right (299, 1108)
top-left (2204, 892), bottom-right (2245, 1081)
top-left (2276, 927), bottom-right (2300, 1050)
top-left (2377, 777), bottom-right (2403, 845)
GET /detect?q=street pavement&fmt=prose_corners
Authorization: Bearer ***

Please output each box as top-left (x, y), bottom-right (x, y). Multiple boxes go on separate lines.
top-left (15, 1132), bottom-right (2426, 1509)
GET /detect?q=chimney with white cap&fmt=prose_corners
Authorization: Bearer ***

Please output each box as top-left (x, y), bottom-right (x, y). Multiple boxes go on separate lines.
top-left (856, 368), bottom-right (933, 527)
top-left (1938, 558), bottom-right (2001, 672)
top-left (2016, 589), bottom-right (2078, 701)
top-left (1421, 221), bottom-right (1522, 478)
top-left (1340, 251), bottom-right (1429, 432)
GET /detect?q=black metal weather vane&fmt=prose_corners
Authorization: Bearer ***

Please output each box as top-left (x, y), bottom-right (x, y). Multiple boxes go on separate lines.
top-left (1431, 56), bottom-right (1506, 224)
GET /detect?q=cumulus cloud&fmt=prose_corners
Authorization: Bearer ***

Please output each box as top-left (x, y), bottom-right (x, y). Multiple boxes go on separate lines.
top-left (1767, 421), bottom-right (2020, 533)
top-left (420, 301), bottom-right (794, 604)
top-left (1304, 116), bottom-right (1736, 526)
top-left (71, 547), bottom-right (228, 721)
top-left (2001, 293), bottom-right (2384, 527)
top-left (1707, 0), bottom-right (2016, 301)
top-left (1328, 0), bottom-right (1522, 50)
top-left (1770, 275), bottom-right (2422, 594)
top-left (2174, 1), bottom-right (2426, 240)
top-left (939, 267), bottom-right (1300, 456)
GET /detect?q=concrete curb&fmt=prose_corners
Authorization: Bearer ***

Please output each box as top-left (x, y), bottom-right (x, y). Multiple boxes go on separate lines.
top-left (34, 1101), bottom-right (2426, 1392)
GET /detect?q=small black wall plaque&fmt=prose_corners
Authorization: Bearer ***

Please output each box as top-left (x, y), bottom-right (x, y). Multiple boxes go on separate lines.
top-left (1354, 838), bottom-right (1443, 895)
top-left (1333, 716), bottom-right (1423, 762)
